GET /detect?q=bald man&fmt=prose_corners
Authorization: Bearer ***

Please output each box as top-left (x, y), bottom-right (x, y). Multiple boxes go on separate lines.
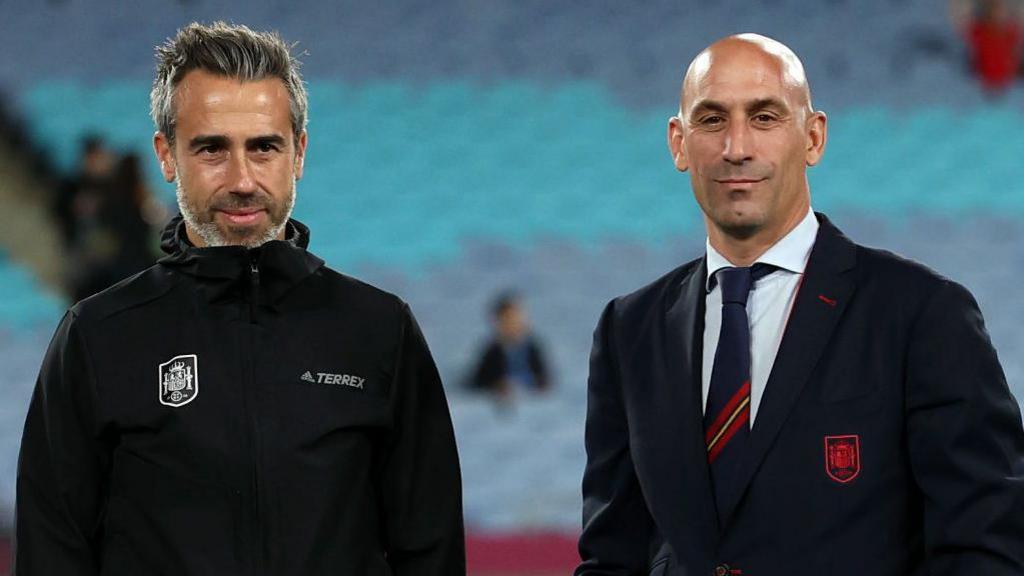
top-left (576, 34), bottom-right (1024, 576)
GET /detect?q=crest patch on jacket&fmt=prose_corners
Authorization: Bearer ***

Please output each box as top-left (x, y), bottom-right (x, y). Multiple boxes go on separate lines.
top-left (159, 354), bottom-right (199, 407)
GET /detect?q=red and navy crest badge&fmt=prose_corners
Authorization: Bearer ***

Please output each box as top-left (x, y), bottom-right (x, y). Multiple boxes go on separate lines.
top-left (159, 354), bottom-right (199, 408)
top-left (824, 434), bottom-right (860, 483)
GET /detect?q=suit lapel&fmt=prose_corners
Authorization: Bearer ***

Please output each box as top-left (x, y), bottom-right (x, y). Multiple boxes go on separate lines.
top-left (659, 257), bottom-right (721, 546)
top-left (717, 214), bottom-right (858, 525)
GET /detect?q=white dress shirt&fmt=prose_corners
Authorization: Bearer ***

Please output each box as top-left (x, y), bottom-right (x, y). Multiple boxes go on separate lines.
top-left (702, 208), bottom-right (819, 424)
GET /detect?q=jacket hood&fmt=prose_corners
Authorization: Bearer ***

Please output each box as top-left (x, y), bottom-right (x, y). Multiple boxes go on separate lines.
top-left (157, 213), bottom-right (324, 307)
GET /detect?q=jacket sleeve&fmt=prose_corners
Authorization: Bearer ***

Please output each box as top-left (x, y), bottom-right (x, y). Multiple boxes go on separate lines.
top-left (469, 342), bottom-right (503, 391)
top-left (528, 338), bottom-right (551, 390)
top-left (381, 304), bottom-right (465, 576)
top-left (14, 311), bottom-right (111, 575)
top-left (905, 280), bottom-right (1024, 574)
top-left (576, 301), bottom-right (655, 576)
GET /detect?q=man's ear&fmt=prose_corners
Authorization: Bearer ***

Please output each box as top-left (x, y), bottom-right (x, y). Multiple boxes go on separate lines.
top-left (293, 131), bottom-right (308, 180)
top-left (153, 131), bottom-right (176, 182)
top-left (667, 116), bottom-right (689, 172)
top-left (804, 111), bottom-right (827, 167)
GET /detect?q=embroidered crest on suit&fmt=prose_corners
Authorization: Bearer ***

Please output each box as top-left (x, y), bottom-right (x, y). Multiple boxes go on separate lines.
top-left (824, 435), bottom-right (860, 483)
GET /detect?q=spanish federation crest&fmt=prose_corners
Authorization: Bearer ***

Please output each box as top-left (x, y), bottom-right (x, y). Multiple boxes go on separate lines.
top-left (159, 354), bottom-right (199, 407)
top-left (824, 434), bottom-right (860, 484)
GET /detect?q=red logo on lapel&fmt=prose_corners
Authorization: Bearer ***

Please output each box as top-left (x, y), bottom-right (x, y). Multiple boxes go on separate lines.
top-left (818, 294), bottom-right (837, 307)
top-left (824, 435), bottom-right (860, 483)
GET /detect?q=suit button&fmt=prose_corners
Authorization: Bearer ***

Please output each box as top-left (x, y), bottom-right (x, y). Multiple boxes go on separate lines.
top-left (714, 565), bottom-right (730, 576)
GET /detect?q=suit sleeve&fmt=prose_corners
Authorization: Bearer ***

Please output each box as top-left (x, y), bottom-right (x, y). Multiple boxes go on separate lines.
top-left (576, 301), bottom-right (655, 576)
top-left (905, 280), bottom-right (1024, 574)
top-left (381, 304), bottom-right (465, 576)
top-left (14, 311), bottom-right (110, 575)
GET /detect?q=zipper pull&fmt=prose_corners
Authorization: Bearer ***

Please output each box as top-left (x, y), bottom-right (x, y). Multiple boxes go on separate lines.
top-left (249, 258), bottom-right (261, 321)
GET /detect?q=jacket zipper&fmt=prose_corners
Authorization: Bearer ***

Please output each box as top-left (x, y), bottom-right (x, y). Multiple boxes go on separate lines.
top-left (250, 260), bottom-right (260, 323)
top-left (248, 256), bottom-right (264, 573)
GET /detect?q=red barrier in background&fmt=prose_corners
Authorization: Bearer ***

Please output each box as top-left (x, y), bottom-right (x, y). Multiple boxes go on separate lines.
top-left (467, 531), bottom-right (579, 575)
top-left (0, 532), bottom-right (578, 575)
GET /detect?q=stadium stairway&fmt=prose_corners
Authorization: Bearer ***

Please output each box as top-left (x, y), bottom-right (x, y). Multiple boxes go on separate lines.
top-left (0, 133), bottom-right (63, 292)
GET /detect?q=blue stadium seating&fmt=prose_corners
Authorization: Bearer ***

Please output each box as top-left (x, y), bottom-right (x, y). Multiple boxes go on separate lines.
top-left (18, 80), bottom-right (1024, 269)
top-left (2, 0), bottom-right (1013, 110)
top-left (0, 252), bottom-right (64, 332)
top-left (2, 0), bottom-right (1024, 534)
top-left (362, 215), bottom-right (1024, 531)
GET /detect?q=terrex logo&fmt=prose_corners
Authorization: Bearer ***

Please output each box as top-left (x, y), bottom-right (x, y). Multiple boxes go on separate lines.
top-left (301, 371), bottom-right (365, 389)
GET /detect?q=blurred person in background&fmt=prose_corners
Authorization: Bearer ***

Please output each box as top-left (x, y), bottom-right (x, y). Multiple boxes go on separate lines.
top-left (54, 135), bottom-right (120, 300)
top-left (101, 153), bottom-right (166, 279)
top-left (67, 152), bottom-right (166, 302)
top-left (470, 291), bottom-right (551, 403)
top-left (951, 0), bottom-right (1024, 94)
top-left (62, 137), bottom-right (122, 302)
top-left (577, 33), bottom-right (1024, 576)
top-left (53, 135), bottom-right (115, 252)
top-left (15, 21), bottom-right (464, 575)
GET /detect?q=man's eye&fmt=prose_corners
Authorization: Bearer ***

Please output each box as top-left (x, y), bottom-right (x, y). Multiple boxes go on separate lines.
top-left (701, 116), bottom-right (724, 125)
top-left (199, 146), bottom-right (222, 155)
top-left (753, 114), bottom-right (777, 123)
top-left (255, 143), bottom-right (279, 153)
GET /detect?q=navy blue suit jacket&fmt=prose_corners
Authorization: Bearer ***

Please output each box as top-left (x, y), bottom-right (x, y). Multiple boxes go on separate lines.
top-left (577, 214), bottom-right (1024, 576)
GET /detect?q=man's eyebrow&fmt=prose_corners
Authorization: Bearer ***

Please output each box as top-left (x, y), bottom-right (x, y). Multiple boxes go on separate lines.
top-left (688, 100), bottom-right (728, 117)
top-left (247, 134), bottom-right (287, 148)
top-left (687, 97), bottom-right (792, 119)
top-left (746, 97), bottom-right (790, 114)
top-left (188, 134), bottom-right (229, 150)
top-left (187, 134), bottom-right (288, 151)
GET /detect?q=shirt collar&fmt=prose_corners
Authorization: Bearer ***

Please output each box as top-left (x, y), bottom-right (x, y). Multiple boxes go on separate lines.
top-left (704, 208), bottom-right (819, 292)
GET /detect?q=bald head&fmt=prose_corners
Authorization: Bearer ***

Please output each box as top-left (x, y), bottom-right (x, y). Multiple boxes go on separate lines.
top-left (666, 33), bottom-right (827, 263)
top-left (680, 34), bottom-right (813, 119)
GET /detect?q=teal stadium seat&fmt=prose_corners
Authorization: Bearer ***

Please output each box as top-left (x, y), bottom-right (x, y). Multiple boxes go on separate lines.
top-left (0, 254), bottom-right (64, 332)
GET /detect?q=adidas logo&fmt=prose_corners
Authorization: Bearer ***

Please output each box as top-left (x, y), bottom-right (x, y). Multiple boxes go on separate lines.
top-left (300, 370), bottom-right (365, 389)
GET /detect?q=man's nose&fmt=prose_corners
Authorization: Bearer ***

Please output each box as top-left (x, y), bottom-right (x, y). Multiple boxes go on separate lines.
top-left (722, 123), bottom-right (753, 165)
top-left (227, 153), bottom-right (258, 194)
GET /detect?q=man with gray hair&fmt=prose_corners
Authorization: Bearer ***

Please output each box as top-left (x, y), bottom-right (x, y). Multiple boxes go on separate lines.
top-left (15, 22), bottom-right (465, 575)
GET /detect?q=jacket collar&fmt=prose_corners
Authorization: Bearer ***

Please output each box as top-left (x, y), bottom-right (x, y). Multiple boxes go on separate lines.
top-left (157, 213), bottom-right (325, 307)
top-left (704, 207), bottom-right (819, 292)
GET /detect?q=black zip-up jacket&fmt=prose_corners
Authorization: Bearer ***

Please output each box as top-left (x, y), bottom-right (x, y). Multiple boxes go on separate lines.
top-left (15, 215), bottom-right (465, 575)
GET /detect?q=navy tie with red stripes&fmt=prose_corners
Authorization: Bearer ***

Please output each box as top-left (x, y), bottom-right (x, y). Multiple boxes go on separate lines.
top-left (705, 263), bottom-right (776, 516)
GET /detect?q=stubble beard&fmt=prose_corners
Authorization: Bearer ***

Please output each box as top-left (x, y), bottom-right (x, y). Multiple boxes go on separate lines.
top-left (700, 191), bottom-right (770, 242)
top-left (711, 210), bottom-right (765, 241)
top-left (176, 176), bottom-right (296, 248)
top-left (695, 163), bottom-right (776, 241)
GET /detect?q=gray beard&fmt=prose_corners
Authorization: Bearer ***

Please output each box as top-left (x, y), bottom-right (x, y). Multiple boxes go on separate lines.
top-left (176, 177), bottom-right (296, 248)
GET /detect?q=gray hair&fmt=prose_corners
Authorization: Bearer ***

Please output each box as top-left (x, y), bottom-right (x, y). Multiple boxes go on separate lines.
top-left (150, 21), bottom-right (308, 146)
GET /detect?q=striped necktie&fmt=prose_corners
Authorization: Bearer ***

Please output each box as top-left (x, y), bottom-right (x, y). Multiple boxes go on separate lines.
top-left (705, 263), bottom-right (776, 514)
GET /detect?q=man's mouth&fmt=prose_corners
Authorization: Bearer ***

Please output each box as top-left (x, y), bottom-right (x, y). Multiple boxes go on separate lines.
top-left (218, 208), bottom-right (266, 226)
top-left (714, 178), bottom-right (766, 191)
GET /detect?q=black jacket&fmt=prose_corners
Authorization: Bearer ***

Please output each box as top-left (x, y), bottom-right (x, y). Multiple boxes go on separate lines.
top-left (470, 338), bottom-right (549, 392)
top-left (15, 215), bottom-right (465, 575)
